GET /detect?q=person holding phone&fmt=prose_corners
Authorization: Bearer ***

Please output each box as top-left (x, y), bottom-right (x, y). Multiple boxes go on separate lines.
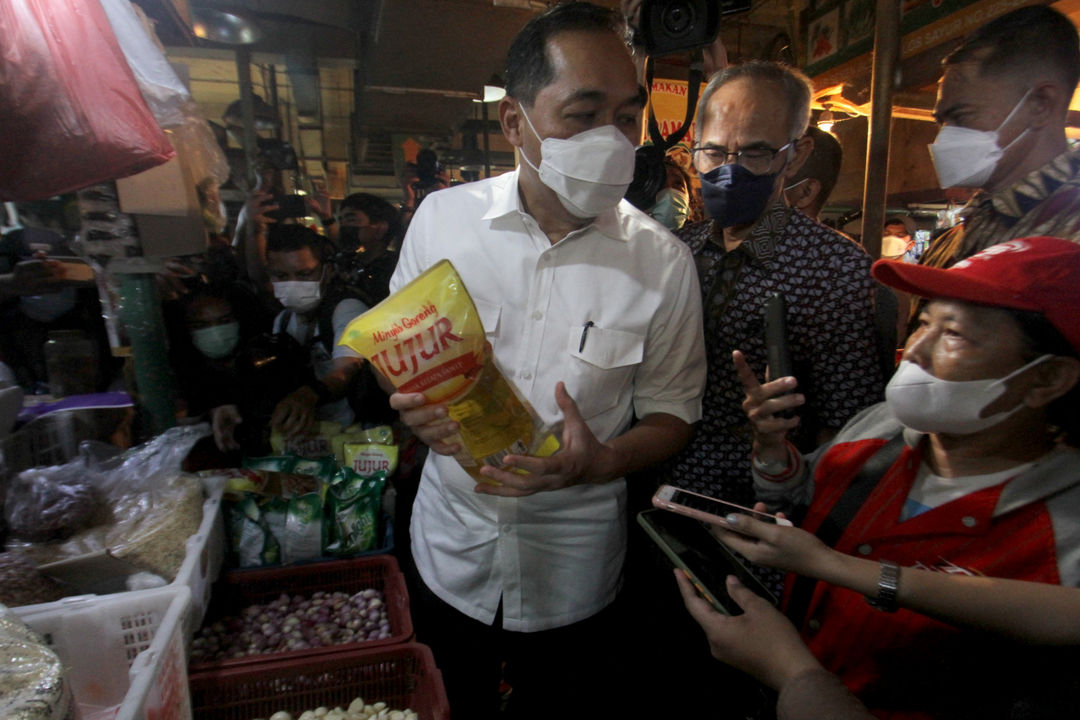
top-left (726, 236), bottom-right (1080, 718)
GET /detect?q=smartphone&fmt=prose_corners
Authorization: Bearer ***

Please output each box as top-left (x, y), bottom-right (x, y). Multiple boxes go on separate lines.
top-left (48, 256), bottom-right (94, 282)
top-left (268, 193), bottom-right (308, 220)
top-left (763, 291), bottom-right (795, 418)
top-left (637, 509), bottom-right (777, 615)
top-left (652, 484), bottom-right (793, 529)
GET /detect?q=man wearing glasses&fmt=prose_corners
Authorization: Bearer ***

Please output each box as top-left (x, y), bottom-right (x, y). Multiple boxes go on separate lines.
top-left (662, 61), bottom-right (884, 509)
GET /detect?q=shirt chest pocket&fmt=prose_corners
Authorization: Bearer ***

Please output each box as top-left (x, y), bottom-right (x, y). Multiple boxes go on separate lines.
top-left (564, 324), bottom-right (644, 420)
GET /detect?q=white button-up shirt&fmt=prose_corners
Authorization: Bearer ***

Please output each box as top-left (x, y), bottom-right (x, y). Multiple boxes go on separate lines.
top-left (391, 168), bottom-right (705, 631)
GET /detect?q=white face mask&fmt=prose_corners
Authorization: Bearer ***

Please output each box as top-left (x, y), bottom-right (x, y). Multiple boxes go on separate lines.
top-left (19, 288), bottom-right (77, 323)
top-left (273, 280), bottom-right (322, 313)
top-left (928, 89), bottom-right (1031, 189)
top-left (518, 105), bottom-right (636, 218)
top-left (885, 355), bottom-right (1050, 435)
top-left (881, 233), bottom-right (912, 258)
top-left (191, 322), bottom-right (240, 359)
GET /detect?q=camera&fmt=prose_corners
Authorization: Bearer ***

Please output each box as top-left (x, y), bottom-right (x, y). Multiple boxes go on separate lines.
top-left (267, 194), bottom-right (308, 221)
top-left (637, 0), bottom-right (749, 57)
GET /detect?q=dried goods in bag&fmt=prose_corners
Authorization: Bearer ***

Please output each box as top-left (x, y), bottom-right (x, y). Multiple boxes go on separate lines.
top-left (339, 260), bottom-right (560, 482)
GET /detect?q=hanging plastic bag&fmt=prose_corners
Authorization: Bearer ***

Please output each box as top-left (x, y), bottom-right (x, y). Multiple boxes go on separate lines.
top-left (0, 0), bottom-right (175, 201)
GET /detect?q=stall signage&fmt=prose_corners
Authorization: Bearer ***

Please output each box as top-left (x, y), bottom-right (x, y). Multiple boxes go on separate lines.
top-left (804, 0), bottom-right (1044, 78)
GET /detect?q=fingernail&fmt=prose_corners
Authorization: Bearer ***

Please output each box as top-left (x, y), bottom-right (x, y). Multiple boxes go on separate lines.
top-left (725, 513), bottom-right (739, 525)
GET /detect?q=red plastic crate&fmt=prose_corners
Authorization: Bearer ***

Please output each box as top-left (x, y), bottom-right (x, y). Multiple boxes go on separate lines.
top-left (189, 643), bottom-right (449, 720)
top-left (189, 555), bottom-right (412, 674)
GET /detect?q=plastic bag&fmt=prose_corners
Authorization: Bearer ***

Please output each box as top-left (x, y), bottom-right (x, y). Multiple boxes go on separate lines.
top-left (8, 425), bottom-right (211, 580)
top-left (4, 461), bottom-right (102, 543)
top-left (0, 0), bottom-right (175, 201)
top-left (0, 605), bottom-right (75, 720)
top-left (339, 260), bottom-right (560, 482)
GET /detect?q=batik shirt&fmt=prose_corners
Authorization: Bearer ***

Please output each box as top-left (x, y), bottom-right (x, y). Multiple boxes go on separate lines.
top-left (664, 201), bottom-right (884, 506)
top-left (921, 144), bottom-right (1080, 269)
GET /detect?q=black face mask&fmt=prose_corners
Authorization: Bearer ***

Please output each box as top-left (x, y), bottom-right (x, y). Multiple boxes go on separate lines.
top-left (699, 163), bottom-right (780, 228)
top-left (338, 225), bottom-right (363, 252)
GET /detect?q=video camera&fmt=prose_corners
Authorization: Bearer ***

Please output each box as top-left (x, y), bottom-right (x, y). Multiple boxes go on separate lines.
top-left (624, 0), bottom-right (749, 210)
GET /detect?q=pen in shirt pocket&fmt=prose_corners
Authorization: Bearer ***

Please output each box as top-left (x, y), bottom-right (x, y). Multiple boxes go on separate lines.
top-left (579, 320), bottom-right (594, 352)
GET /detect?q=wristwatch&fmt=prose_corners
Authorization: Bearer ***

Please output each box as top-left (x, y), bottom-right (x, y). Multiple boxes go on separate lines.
top-left (866, 560), bottom-right (901, 612)
top-left (321, 216), bottom-right (336, 226)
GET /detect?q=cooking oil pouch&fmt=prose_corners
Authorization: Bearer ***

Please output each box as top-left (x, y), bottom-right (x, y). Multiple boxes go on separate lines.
top-left (288, 454), bottom-right (338, 482)
top-left (339, 259), bottom-right (560, 483)
top-left (226, 494), bottom-right (280, 567)
top-left (344, 441), bottom-right (398, 478)
top-left (327, 424), bottom-right (382, 465)
top-left (226, 465), bottom-right (326, 566)
top-left (325, 467), bottom-right (387, 555)
top-left (242, 455), bottom-right (296, 473)
top-left (270, 421), bottom-right (341, 458)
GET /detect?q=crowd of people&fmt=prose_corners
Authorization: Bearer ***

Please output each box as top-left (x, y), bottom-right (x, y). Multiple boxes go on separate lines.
top-left (2, 2), bottom-right (1080, 718)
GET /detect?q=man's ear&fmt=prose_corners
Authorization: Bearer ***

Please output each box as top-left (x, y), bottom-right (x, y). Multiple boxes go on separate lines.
top-left (1026, 80), bottom-right (1064, 130)
top-left (1024, 356), bottom-right (1080, 409)
top-left (782, 134), bottom-right (814, 182)
top-left (500, 97), bottom-right (524, 147)
top-left (787, 179), bottom-right (821, 212)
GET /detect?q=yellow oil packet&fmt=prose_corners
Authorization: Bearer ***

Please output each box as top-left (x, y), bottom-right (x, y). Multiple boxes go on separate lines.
top-left (270, 420), bottom-right (342, 458)
top-left (344, 441), bottom-right (399, 477)
top-left (339, 259), bottom-right (559, 483)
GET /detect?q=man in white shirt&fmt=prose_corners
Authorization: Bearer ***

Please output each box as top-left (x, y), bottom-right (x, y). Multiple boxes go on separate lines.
top-left (386, 3), bottom-right (706, 717)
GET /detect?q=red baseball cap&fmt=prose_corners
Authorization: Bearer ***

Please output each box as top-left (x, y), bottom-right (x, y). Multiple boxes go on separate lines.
top-left (872, 236), bottom-right (1080, 354)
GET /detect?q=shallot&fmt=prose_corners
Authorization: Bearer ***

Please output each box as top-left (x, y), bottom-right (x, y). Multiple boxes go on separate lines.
top-left (191, 589), bottom-right (391, 662)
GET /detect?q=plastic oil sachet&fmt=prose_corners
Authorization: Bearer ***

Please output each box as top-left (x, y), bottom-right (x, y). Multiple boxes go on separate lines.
top-left (339, 259), bottom-right (560, 483)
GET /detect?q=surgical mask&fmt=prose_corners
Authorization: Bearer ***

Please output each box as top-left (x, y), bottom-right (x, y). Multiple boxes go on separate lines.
top-left (649, 188), bottom-right (690, 231)
top-left (885, 355), bottom-right (1051, 434)
top-left (518, 106), bottom-right (636, 218)
top-left (273, 279), bottom-right (322, 313)
top-left (19, 288), bottom-right (76, 323)
top-left (700, 162), bottom-right (781, 228)
top-left (928, 90), bottom-right (1031, 189)
top-left (191, 322), bottom-right (240, 359)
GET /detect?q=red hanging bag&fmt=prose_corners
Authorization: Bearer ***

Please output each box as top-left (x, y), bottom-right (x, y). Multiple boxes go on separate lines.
top-left (0, 0), bottom-right (175, 200)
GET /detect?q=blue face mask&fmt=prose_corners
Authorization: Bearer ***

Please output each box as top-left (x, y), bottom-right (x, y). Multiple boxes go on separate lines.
top-left (700, 163), bottom-right (780, 228)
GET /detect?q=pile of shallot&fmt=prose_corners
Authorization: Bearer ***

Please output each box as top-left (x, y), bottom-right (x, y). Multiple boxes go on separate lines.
top-left (191, 589), bottom-right (390, 661)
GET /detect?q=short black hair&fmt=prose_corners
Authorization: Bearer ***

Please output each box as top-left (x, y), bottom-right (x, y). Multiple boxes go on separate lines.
top-left (789, 126), bottom-right (842, 208)
top-left (944, 6), bottom-right (1080, 91)
top-left (340, 193), bottom-right (402, 239)
top-left (504, 1), bottom-right (623, 106)
top-left (266, 223), bottom-right (328, 263)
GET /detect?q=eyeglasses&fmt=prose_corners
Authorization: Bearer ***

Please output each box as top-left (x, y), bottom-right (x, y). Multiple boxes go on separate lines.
top-left (691, 140), bottom-right (794, 175)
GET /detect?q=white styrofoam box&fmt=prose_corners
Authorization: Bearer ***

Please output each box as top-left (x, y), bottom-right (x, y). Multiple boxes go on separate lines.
top-left (14, 585), bottom-right (193, 720)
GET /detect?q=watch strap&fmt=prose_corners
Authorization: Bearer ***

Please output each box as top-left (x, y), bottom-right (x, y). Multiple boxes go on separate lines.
top-left (866, 560), bottom-right (900, 612)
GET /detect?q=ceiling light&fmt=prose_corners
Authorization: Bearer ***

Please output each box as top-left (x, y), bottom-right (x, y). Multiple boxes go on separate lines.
top-left (191, 7), bottom-right (262, 46)
top-left (817, 110), bottom-right (835, 133)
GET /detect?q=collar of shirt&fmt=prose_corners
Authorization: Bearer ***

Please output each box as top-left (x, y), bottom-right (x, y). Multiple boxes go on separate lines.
top-left (963, 143), bottom-right (1080, 221)
top-left (480, 167), bottom-right (627, 242)
top-left (693, 199), bottom-right (791, 266)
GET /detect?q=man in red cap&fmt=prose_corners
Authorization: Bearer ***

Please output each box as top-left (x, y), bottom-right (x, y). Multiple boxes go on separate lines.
top-left (721, 235), bottom-right (1080, 718)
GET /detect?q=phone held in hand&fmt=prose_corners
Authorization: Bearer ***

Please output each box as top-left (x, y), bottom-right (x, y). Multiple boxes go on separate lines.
top-left (268, 194), bottom-right (308, 220)
top-left (764, 291), bottom-right (795, 418)
top-left (637, 509), bottom-right (778, 615)
top-left (652, 484), bottom-right (793, 529)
